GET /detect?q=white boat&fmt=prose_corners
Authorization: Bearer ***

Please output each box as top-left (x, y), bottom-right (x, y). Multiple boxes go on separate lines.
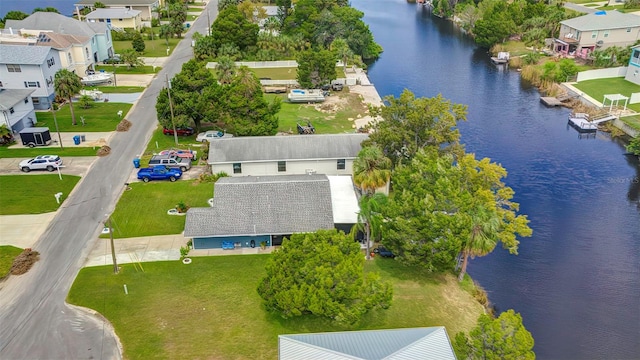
top-left (287, 89), bottom-right (326, 103)
top-left (81, 73), bottom-right (113, 86)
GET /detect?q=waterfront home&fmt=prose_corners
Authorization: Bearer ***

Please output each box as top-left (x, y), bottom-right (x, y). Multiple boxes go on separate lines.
top-left (625, 44), bottom-right (640, 86)
top-left (0, 89), bottom-right (37, 133)
top-left (553, 10), bottom-right (640, 59)
top-left (74, 0), bottom-right (163, 22)
top-left (5, 12), bottom-right (114, 64)
top-left (85, 8), bottom-right (143, 31)
top-left (0, 45), bottom-right (61, 110)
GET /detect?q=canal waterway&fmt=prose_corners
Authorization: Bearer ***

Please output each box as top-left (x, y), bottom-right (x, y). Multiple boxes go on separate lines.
top-left (351, 0), bottom-right (640, 359)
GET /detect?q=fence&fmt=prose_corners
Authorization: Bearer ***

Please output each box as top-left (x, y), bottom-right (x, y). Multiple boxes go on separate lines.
top-left (576, 66), bottom-right (628, 82)
top-left (206, 60), bottom-right (299, 69)
top-left (630, 93), bottom-right (640, 104)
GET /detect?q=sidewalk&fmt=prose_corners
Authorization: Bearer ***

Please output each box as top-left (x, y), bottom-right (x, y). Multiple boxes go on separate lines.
top-left (10, 131), bottom-right (114, 149)
top-left (85, 234), bottom-right (185, 267)
top-left (0, 213), bottom-right (57, 248)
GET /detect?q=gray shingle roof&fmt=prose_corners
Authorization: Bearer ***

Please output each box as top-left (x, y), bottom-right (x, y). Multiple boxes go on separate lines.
top-left (208, 134), bottom-right (369, 164)
top-left (184, 175), bottom-right (335, 237)
top-left (0, 44), bottom-right (52, 65)
top-left (279, 327), bottom-right (456, 360)
top-left (561, 10), bottom-right (640, 31)
top-left (0, 89), bottom-right (36, 110)
top-left (86, 8), bottom-right (142, 19)
top-left (36, 32), bottom-right (90, 49)
top-left (75, 0), bottom-right (159, 5)
top-left (5, 12), bottom-right (107, 37)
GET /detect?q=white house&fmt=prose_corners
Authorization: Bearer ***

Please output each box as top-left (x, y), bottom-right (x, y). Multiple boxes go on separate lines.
top-left (207, 133), bottom-right (369, 177)
top-left (86, 8), bottom-right (143, 31)
top-left (0, 89), bottom-right (37, 133)
top-left (5, 12), bottom-right (114, 64)
top-left (75, 0), bottom-right (163, 22)
top-left (0, 45), bottom-right (61, 110)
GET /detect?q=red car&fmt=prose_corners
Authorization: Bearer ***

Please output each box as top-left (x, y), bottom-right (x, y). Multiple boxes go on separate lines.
top-left (159, 149), bottom-right (197, 161)
top-left (163, 126), bottom-right (195, 136)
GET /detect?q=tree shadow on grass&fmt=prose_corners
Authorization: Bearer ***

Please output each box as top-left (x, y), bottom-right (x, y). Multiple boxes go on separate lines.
top-left (367, 258), bottom-right (449, 286)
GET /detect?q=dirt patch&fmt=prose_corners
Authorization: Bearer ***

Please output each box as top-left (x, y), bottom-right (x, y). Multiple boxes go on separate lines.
top-left (117, 119), bottom-right (132, 132)
top-left (10, 248), bottom-right (40, 276)
top-left (97, 145), bottom-right (112, 156)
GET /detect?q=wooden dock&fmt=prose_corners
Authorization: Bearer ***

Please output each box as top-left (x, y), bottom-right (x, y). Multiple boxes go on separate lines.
top-left (567, 112), bottom-right (617, 132)
top-left (540, 97), bottom-right (563, 107)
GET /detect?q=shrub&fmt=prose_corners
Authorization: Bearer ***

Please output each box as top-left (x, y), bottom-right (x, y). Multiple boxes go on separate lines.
top-left (179, 245), bottom-right (190, 258)
top-left (78, 95), bottom-right (94, 109)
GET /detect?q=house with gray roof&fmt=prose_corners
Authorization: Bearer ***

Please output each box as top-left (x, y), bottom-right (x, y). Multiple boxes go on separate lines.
top-left (554, 10), bottom-right (640, 59)
top-left (75, 0), bottom-right (163, 21)
top-left (5, 12), bottom-right (113, 63)
top-left (278, 327), bottom-right (456, 360)
top-left (184, 174), bottom-right (360, 250)
top-left (0, 89), bottom-right (37, 133)
top-left (207, 133), bottom-right (368, 177)
top-left (0, 45), bottom-right (61, 110)
top-left (86, 9), bottom-right (143, 31)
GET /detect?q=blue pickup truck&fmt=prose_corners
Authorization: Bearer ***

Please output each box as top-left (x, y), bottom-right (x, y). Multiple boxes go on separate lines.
top-left (137, 165), bottom-right (182, 182)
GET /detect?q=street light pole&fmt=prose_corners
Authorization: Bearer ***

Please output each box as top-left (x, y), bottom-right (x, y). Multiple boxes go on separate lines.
top-left (207, 11), bottom-right (211, 36)
top-left (51, 106), bottom-right (64, 149)
top-left (166, 74), bottom-right (179, 146)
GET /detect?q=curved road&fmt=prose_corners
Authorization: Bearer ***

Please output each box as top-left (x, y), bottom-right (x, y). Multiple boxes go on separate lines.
top-left (0, 2), bottom-right (218, 359)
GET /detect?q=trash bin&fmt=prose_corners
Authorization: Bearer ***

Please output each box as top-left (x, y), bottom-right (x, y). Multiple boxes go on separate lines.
top-left (133, 158), bottom-right (140, 168)
top-left (80, 134), bottom-right (86, 142)
top-left (73, 135), bottom-right (81, 145)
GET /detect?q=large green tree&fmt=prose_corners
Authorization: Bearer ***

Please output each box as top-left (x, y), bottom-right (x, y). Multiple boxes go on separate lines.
top-left (472, 0), bottom-right (517, 48)
top-left (454, 310), bottom-right (535, 360)
top-left (215, 55), bottom-right (237, 85)
top-left (209, 6), bottom-right (259, 52)
top-left (54, 69), bottom-right (82, 126)
top-left (353, 145), bottom-right (391, 194)
top-left (257, 229), bottom-right (393, 324)
top-left (353, 193), bottom-right (388, 261)
top-left (3, 11), bottom-right (29, 21)
top-left (296, 48), bottom-right (337, 88)
top-left (365, 89), bottom-right (467, 167)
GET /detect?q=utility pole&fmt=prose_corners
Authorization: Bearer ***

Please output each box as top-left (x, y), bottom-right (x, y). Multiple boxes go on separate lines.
top-left (51, 106), bottom-right (64, 149)
top-left (166, 74), bottom-right (179, 146)
top-left (106, 217), bottom-right (118, 274)
top-left (207, 11), bottom-right (211, 36)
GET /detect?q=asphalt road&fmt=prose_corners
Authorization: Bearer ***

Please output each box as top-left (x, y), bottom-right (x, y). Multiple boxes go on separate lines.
top-left (0, 2), bottom-right (218, 359)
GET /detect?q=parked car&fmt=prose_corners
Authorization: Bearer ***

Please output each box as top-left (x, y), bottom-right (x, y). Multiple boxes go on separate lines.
top-left (102, 54), bottom-right (122, 64)
top-left (19, 155), bottom-right (63, 172)
top-left (331, 83), bottom-right (344, 91)
top-left (196, 130), bottom-right (233, 143)
top-left (162, 126), bottom-right (195, 136)
top-left (137, 165), bottom-right (182, 182)
top-left (159, 149), bottom-right (197, 161)
top-left (373, 246), bottom-right (395, 258)
top-left (148, 154), bottom-right (191, 172)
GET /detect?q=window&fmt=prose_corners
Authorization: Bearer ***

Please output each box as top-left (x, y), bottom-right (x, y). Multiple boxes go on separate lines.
top-left (24, 81), bottom-right (40, 88)
top-left (633, 50), bottom-right (640, 65)
top-left (233, 163), bottom-right (242, 174)
top-left (67, 53), bottom-right (72, 63)
top-left (337, 159), bottom-right (346, 170)
top-left (32, 97), bottom-right (40, 105)
top-left (6, 64), bottom-right (21, 72)
top-left (46, 57), bottom-right (55, 67)
top-left (628, 28), bottom-right (632, 33)
top-left (9, 107), bottom-right (14, 114)
top-left (85, 47), bottom-right (90, 58)
top-left (603, 31), bottom-right (609, 38)
top-left (277, 161), bottom-right (286, 172)
top-left (591, 31), bottom-right (598, 39)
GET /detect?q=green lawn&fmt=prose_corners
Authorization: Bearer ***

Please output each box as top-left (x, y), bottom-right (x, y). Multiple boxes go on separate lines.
top-left (95, 65), bottom-right (160, 75)
top-left (187, 6), bottom-right (202, 12)
top-left (0, 175), bottom-right (81, 215)
top-left (35, 103), bottom-right (133, 132)
top-left (0, 246), bottom-right (22, 278)
top-left (620, 115), bottom-right (640, 131)
top-left (266, 91), bottom-right (368, 134)
top-left (113, 38), bottom-right (180, 57)
top-left (573, 77), bottom-right (640, 112)
top-left (84, 86), bottom-right (146, 94)
top-left (0, 146), bottom-right (98, 158)
top-left (102, 180), bottom-right (212, 239)
top-left (251, 67), bottom-right (298, 80)
top-left (68, 255), bottom-right (483, 359)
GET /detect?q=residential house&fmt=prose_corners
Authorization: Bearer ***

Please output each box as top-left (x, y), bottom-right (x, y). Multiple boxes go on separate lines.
top-left (184, 174), bottom-right (360, 250)
top-left (85, 9), bottom-right (143, 31)
top-left (0, 45), bottom-right (61, 110)
top-left (625, 44), bottom-right (640, 85)
top-left (278, 327), bottom-right (456, 360)
top-left (5, 12), bottom-right (114, 64)
top-left (0, 30), bottom-right (95, 75)
top-left (554, 10), bottom-right (640, 58)
top-left (75, 0), bottom-right (163, 22)
top-left (0, 89), bottom-right (37, 133)
top-left (207, 133), bottom-right (369, 177)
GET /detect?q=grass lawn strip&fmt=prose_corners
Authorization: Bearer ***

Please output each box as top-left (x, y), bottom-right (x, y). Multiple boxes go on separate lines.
top-left (0, 175), bottom-right (81, 215)
top-left (112, 38), bottom-right (180, 57)
top-left (0, 147), bottom-right (97, 158)
top-left (620, 115), bottom-right (640, 131)
top-left (68, 256), bottom-right (483, 359)
top-left (0, 246), bottom-right (23, 278)
top-left (103, 180), bottom-right (212, 239)
top-left (95, 66), bottom-right (160, 75)
top-left (573, 77), bottom-right (640, 112)
top-left (85, 86), bottom-right (146, 94)
top-left (35, 103), bottom-right (133, 132)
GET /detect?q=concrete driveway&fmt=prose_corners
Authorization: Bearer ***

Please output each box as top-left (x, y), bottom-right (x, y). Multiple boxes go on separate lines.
top-left (0, 157), bottom-right (97, 176)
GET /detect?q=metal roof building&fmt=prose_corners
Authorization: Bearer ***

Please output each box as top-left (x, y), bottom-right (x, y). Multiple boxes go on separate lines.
top-left (278, 327), bottom-right (456, 360)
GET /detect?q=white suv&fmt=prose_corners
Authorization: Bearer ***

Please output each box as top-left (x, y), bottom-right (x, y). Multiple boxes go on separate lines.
top-left (19, 155), bottom-right (63, 172)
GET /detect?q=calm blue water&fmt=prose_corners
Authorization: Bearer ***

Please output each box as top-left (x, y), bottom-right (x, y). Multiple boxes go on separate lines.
top-left (1, 0), bottom-right (77, 18)
top-left (351, 0), bottom-right (640, 359)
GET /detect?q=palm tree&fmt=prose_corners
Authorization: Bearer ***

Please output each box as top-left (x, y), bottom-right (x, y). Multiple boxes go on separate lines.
top-left (331, 37), bottom-right (353, 73)
top-left (159, 24), bottom-right (172, 46)
top-left (353, 193), bottom-right (387, 260)
top-left (54, 69), bottom-right (82, 126)
top-left (353, 145), bottom-right (392, 195)
top-left (216, 56), bottom-right (237, 85)
top-left (458, 206), bottom-right (500, 281)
